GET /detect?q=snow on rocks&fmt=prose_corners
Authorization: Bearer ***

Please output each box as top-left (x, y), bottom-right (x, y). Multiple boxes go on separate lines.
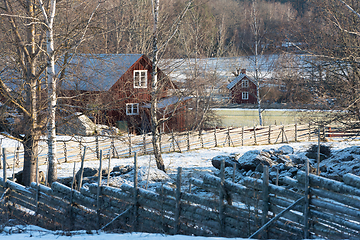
top-left (320, 146), bottom-right (360, 181)
top-left (211, 145), bottom-right (316, 184)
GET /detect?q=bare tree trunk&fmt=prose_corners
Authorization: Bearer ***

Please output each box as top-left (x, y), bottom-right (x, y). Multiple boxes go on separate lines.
top-left (252, 0), bottom-right (263, 126)
top-left (22, 0), bottom-right (39, 186)
top-left (151, 0), bottom-right (165, 172)
top-left (39, 0), bottom-right (58, 184)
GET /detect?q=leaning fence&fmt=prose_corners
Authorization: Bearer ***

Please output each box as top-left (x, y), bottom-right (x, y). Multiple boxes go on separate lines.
top-left (1, 123), bottom-right (321, 170)
top-left (1, 155), bottom-right (359, 239)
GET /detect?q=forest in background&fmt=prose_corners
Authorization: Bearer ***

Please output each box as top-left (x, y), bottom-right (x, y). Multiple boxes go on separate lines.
top-left (0, 0), bottom-right (310, 59)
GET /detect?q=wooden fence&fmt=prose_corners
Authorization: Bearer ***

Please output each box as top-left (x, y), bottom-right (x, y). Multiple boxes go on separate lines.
top-left (1, 157), bottom-right (359, 239)
top-left (0, 123), bottom-right (319, 170)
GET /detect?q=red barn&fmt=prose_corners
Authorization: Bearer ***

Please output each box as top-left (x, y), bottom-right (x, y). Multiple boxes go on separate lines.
top-left (227, 69), bottom-right (258, 104)
top-left (59, 54), bottom-right (186, 134)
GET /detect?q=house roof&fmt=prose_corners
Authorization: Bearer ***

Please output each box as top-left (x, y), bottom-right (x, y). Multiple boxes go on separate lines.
top-left (226, 73), bottom-right (256, 90)
top-left (59, 54), bottom-right (144, 91)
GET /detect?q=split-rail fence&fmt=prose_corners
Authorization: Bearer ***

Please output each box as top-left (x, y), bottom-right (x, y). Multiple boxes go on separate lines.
top-left (0, 123), bottom-right (332, 170)
top-left (1, 155), bottom-right (360, 239)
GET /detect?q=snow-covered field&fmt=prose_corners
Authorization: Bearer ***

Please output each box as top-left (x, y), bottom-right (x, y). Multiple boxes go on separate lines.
top-left (0, 135), bottom-right (357, 239)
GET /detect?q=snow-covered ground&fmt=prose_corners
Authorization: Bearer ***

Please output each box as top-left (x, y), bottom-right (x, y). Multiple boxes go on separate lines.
top-left (0, 135), bottom-right (357, 239)
top-left (0, 225), bottom-right (249, 240)
top-left (0, 225), bottom-right (326, 239)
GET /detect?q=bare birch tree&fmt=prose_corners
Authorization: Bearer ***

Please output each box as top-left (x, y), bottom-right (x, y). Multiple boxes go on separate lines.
top-left (150, 0), bottom-right (192, 171)
top-left (38, 0), bottom-right (57, 184)
top-left (0, 0), bottom-right (101, 185)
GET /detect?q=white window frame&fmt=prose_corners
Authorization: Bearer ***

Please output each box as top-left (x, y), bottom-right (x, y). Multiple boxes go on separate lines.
top-left (242, 92), bottom-right (249, 100)
top-left (133, 70), bottom-right (147, 88)
top-left (126, 103), bottom-right (139, 115)
top-left (242, 79), bottom-right (249, 88)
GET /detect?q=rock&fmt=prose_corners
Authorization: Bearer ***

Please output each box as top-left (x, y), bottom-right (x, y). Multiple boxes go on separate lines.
top-left (306, 144), bottom-right (331, 161)
top-left (74, 167), bottom-right (110, 187)
top-left (320, 165), bottom-right (327, 173)
top-left (289, 154), bottom-right (306, 165)
top-left (278, 145), bottom-right (294, 155)
top-left (15, 170), bottom-right (45, 185)
top-left (112, 165), bottom-right (133, 174)
top-left (236, 150), bottom-right (275, 172)
top-left (211, 155), bottom-right (237, 170)
top-left (131, 166), bottom-right (170, 182)
top-left (276, 155), bottom-right (291, 164)
top-left (289, 167), bottom-right (298, 177)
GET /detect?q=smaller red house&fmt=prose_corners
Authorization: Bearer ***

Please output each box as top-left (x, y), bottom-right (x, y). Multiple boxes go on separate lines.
top-left (227, 69), bottom-right (257, 104)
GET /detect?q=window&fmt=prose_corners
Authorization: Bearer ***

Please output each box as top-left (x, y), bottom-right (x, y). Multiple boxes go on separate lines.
top-left (134, 70), bottom-right (147, 88)
top-left (126, 103), bottom-right (139, 115)
top-left (242, 92), bottom-right (249, 100)
top-left (242, 79), bottom-right (249, 88)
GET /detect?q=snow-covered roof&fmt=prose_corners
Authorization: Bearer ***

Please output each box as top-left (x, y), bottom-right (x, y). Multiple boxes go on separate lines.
top-left (226, 73), bottom-right (256, 90)
top-left (60, 54), bottom-right (144, 91)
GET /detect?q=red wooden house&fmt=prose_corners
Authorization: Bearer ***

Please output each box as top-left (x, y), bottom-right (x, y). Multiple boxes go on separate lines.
top-left (227, 69), bottom-right (258, 104)
top-left (59, 54), bottom-right (186, 134)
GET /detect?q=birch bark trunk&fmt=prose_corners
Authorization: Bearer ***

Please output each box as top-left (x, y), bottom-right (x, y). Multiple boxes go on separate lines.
top-left (39, 0), bottom-right (58, 183)
top-left (151, 0), bottom-right (165, 172)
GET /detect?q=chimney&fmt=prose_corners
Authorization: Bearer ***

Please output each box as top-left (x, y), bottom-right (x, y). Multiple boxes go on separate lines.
top-left (241, 69), bottom-right (246, 74)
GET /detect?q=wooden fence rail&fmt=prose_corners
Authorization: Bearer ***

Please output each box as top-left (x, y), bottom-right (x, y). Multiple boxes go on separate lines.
top-left (1, 123), bottom-right (322, 170)
top-left (1, 156), bottom-right (360, 239)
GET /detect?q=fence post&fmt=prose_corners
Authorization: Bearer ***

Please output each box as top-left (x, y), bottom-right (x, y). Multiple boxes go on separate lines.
top-left (174, 167), bottom-right (182, 234)
top-left (242, 126), bottom-right (244, 146)
top-left (79, 141), bottom-right (82, 162)
top-left (97, 150), bottom-right (103, 229)
top-left (107, 149), bottom-right (112, 187)
top-left (128, 133), bottom-right (132, 156)
top-left (187, 131), bottom-right (190, 151)
top-left (227, 128), bottom-right (231, 147)
top-left (253, 126), bottom-right (257, 145)
top-left (78, 146), bottom-right (86, 190)
top-left (214, 128), bottom-right (218, 147)
top-left (111, 137), bottom-right (115, 158)
top-left (143, 132), bottom-right (146, 154)
top-left (199, 130), bottom-right (204, 148)
top-left (268, 125), bottom-right (271, 144)
top-left (304, 159), bottom-right (310, 239)
top-left (261, 166), bottom-right (269, 239)
top-left (35, 157), bottom-right (39, 215)
top-left (133, 152), bottom-right (139, 231)
top-left (63, 142), bottom-right (68, 163)
top-left (69, 161), bottom-right (76, 230)
top-left (219, 159), bottom-right (225, 236)
top-left (171, 131), bottom-right (176, 152)
top-left (2, 148), bottom-right (6, 185)
top-left (308, 122), bottom-right (311, 141)
top-left (96, 135), bottom-right (100, 159)
top-left (295, 123), bottom-right (298, 142)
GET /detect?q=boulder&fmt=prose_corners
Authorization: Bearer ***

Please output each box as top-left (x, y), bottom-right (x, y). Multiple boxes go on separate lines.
top-left (211, 155), bottom-right (237, 170)
top-left (15, 170), bottom-right (45, 185)
top-left (236, 150), bottom-right (275, 172)
top-left (278, 145), bottom-right (294, 155)
top-left (112, 165), bottom-right (133, 174)
top-left (74, 167), bottom-right (110, 187)
top-left (276, 155), bottom-right (291, 164)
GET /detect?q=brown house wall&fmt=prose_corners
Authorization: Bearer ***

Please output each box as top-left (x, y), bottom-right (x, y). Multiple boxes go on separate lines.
top-left (230, 78), bottom-right (257, 104)
top-left (61, 55), bottom-right (184, 134)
